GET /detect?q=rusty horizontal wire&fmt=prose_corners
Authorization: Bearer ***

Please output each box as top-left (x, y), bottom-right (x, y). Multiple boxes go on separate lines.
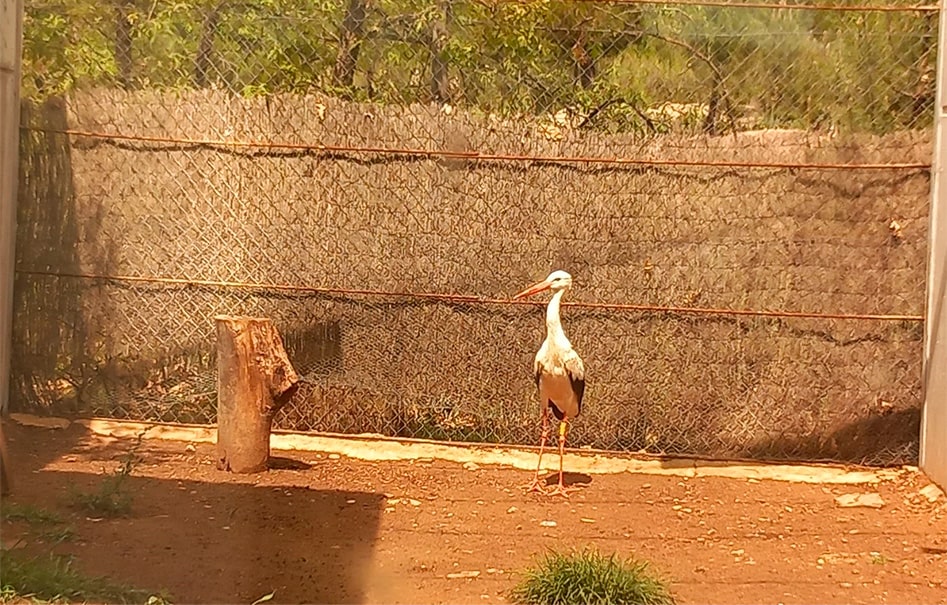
top-left (22, 127), bottom-right (932, 172)
top-left (18, 269), bottom-right (925, 322)
top-left (13, 0), bottom-right (931, 466)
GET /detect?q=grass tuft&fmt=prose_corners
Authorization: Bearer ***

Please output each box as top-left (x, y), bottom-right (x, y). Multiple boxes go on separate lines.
top-left (1, 503), bottom-right (64, 526)
top-left (2, 503), bottom-right (74, 544)
top-left (0, 548), bottom-right (169, 604)
top-left (67, 474), bottom-right (133, 518)
top-left (510, 548), bottom-right (676, 605)
top-left (67, 430), bottom-right (147, 518)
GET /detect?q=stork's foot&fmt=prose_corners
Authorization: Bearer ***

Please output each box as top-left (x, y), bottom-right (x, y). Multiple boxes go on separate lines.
top-left (544, 483), bottom-right (578, 498)
top-left (520, 476), bottom-right (548, 493)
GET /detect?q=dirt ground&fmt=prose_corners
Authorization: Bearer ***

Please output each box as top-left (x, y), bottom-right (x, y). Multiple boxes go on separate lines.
top-left (1, 420), bottom-right (946, 605)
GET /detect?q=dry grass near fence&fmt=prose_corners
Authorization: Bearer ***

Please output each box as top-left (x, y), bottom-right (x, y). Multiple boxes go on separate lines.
top-left (11, 89), bottom-right (930, 465)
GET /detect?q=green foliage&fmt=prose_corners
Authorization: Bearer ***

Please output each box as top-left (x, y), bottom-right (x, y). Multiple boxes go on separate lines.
top-left (1, 503), bottom-right (74, 544)
top-left (2, 502), bottom-right (64, 526)
top-left (20, 0), bottom-right (935, 133)
top-left (67, 475), bottom-right (133, 518)
top-left (510, 548), bottom-right (676, 605)
top-left (22, 2), bottom-right (116, 97)
top-left (0, 549), bottom-right (168, 604)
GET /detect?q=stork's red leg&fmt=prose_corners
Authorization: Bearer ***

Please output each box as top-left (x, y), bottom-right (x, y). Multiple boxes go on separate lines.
top-left (545, 419), bottom-right (577, 497)
top-left (521, 406), bottom-right (550, 493)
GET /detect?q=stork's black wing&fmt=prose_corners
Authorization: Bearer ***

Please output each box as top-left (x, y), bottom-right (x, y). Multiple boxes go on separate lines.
top-left (563, 351), bottom-right (586, 416)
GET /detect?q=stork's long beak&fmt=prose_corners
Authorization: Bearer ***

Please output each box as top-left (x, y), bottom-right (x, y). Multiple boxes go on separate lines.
top-left (513, 279), bottom-right (552, 300)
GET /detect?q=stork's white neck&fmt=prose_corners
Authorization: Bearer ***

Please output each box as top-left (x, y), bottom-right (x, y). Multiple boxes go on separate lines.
top-left (545, 289), bottom-right (569, 344)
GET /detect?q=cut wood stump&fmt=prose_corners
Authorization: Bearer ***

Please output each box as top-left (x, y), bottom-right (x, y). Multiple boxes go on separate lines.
top-left (215, 315), bottom-right (300, 473)
top-left (0, 419), bottom-right (10, 496)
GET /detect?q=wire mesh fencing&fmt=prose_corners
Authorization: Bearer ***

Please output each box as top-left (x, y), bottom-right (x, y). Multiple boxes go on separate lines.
top-left (12, 0), bottom-right (936, 466)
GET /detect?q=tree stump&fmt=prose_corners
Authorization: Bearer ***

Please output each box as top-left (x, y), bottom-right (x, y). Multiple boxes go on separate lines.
top-left (215, 315), bottom-right (300, 473)
top-left (0, 420), bottom-right (10, 496)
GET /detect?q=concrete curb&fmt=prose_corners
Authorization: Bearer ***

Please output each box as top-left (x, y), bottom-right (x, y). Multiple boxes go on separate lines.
top-left (9, 413), bottom-right (909, 485)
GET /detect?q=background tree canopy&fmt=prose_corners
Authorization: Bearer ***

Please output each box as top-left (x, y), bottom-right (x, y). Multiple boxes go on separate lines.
top-left (21, 0), bottom-right (938, 134)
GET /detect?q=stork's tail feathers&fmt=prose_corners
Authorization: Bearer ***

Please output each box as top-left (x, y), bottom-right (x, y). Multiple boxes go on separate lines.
top-left (548, 400), bottom-right (566, 421)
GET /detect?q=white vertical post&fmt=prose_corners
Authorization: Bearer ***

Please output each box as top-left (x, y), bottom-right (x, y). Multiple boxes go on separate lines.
top-left (0, 0), bottom-right (23, 415)
top-left (922, 0), bottom-right (947, 490)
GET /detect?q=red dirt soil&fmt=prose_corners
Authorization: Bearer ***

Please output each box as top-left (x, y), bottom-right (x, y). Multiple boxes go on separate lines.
top-left (1, 420), bottom-right (945, 605)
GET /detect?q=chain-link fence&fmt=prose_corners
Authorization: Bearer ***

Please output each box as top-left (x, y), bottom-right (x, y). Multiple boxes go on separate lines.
top-left (12, 0), bottom-right (936, 466)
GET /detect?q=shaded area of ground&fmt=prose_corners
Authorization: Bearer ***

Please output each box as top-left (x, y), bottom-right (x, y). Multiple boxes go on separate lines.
top-left (2, 420), bottom-right (946, 605)
top-left (1, 421), bottom-right (383, 603)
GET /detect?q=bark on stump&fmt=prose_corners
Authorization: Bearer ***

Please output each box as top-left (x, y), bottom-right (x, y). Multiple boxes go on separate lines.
top-left (0, 420), bottom-right (11, 496)
top-left (216, 315), bottom-right (300, 473)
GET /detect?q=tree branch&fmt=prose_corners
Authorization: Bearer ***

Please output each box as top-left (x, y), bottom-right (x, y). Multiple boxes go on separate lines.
top-left (644, 31), bottom-right (738, 134)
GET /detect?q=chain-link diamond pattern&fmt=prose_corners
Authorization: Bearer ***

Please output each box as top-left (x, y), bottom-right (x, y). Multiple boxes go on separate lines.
top-left (12, 0), bottom-right (935, 466)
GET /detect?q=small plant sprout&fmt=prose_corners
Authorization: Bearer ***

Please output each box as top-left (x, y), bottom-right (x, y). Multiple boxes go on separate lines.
top-left (67, 429), bottom-right (148, 518)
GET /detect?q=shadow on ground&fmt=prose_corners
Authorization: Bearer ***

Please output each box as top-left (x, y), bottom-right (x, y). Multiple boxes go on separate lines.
top-left (2, 420), bottom-right (385, 604)
top-left (546, 471), bottom-right (592, 488)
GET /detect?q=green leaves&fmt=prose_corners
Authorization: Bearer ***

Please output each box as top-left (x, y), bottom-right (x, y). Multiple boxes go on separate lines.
top-left (0, 548), bottom-right (166, 604)
top-left (510, 548), bottom-right (676, 605)
top-left (20, 0), bottom-right (935, 134)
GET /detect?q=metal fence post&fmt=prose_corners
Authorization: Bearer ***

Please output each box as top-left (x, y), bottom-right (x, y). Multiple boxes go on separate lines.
top-left (922, 0), bottom-right (947, 490)
top-left (0, 0), bottom-right (23, 416)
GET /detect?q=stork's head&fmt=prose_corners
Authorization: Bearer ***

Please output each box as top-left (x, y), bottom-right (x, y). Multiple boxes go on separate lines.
top-left (513, 270), bottom-right (574, 300)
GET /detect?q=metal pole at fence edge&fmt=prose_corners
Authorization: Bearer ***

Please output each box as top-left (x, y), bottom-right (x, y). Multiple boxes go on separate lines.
top-left (921, 0), bottom-right (947, 491)
top-left (0, 0), bottom-right (23, 416)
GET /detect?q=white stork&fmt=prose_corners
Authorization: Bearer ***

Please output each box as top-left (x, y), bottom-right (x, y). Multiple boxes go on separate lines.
top-left (513, 269), bottom-right (586, 497)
